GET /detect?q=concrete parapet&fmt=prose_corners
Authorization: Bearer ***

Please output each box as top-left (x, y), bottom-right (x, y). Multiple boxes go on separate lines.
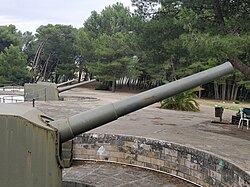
top-left (73, 133), bottom-right (250, 187)
top-left (24, 82), bottom-right (59, 101)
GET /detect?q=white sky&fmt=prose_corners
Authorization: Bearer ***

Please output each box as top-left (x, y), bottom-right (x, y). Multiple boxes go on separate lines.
top-left (0, 0), bottom-right (133, 33)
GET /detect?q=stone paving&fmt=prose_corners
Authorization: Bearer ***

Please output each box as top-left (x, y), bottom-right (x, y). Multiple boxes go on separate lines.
top-left (63, 161), bottom-right (197, 187)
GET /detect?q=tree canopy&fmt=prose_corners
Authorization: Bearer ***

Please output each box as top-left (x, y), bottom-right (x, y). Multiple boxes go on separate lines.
top-left (0, 25), bottom-right (23, 52)
top-left (26, 24), bottom-right (77, 82)
top-left (1, 0), bottom-right (250, 100)
top-left (0, 45), bottom-right (30, 84)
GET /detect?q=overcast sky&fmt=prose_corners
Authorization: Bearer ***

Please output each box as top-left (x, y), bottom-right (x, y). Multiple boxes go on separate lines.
top-left (0, 0), bottom-right (133, 33)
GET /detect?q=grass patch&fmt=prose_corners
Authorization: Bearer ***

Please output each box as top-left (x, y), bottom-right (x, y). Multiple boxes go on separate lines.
top-left (197, 99), bottom-right (250, 111)
top-left (223, 106), bottom-right (240, 111)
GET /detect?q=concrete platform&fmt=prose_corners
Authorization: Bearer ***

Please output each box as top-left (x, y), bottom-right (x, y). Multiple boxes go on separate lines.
top-left (18, 88), bottom-right (250, 176)
top-left (63, 161), bottom-right (197, 187)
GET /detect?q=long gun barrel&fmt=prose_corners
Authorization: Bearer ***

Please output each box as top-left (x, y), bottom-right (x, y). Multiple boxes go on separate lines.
top-left (57, 79), bottom-right (78, 87)
top-left (50, 62), bottom-right (234, 143)
top-left (58, 79), bottom-right (96, 93)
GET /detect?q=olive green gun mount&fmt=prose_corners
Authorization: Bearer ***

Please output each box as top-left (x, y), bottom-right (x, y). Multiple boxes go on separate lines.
top-left (0, 62), bottom-right (234, 187)
top-left (24, 79), bottom-right (96, 101)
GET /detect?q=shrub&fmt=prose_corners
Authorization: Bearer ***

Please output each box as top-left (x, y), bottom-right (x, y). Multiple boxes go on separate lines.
top-left (160, 87), bottom-right (201, 112)
top-left (95, 84), bottom-right (110, 90)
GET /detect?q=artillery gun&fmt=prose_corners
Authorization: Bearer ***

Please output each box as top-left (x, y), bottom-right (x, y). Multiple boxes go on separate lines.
top-left (0, 62), bottom-right (234, 187)
top-left (24, 79), bottom-right (96, 101)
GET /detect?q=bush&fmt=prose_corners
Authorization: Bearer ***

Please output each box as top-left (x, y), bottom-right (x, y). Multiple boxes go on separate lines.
top-left (160, 88), bottom-right (200, 112)
top-left (95, 84), bottom-right (110, 90)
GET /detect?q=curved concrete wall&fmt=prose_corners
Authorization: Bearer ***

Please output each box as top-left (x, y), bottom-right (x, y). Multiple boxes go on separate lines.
top-left (73, 133), bottom-right (250, 187)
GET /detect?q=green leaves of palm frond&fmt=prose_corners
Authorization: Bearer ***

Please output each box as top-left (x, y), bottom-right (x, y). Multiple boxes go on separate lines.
top-left (160, 87), bottom-right (203, 112)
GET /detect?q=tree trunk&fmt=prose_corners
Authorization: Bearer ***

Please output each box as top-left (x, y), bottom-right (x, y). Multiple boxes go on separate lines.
top-left (214, 82), bottom-right (219, 100)
top-left (42, 53), bottom-right (51, 81)
top-left (231, 82), bottom-right (236, 101)
top-left (221, 82), bottom-right (226, 100)
top-left (32, 41), bottom-right (45, 71)
top-left (212, 0), bottom-right (225, 26)
top-left (78, 63), bottom-right (83, 83)
top-left (84, 69), bottom-right (89, 81)
top-left (244, 90), bottom-right (249, 101)
top-left (112, 80), bottom-right (116, 92)
top-left (233, 84), bottom-right (239, 101)
top-left (198, 86), bottom-right (202, 98)
top-left (119, 77), bottom-right (124, 89)
top-left (226, 80), bottom-right (231, 100)
top-left (55, 74), bottom-right (59, 84)
top-left (126, 78), bottom-right (130, 89)
top-left (136, 80), bottom-right (141, 90)
top-left (229, 56), bottom-right (250, 80)
top-left (132, 79), bottom-right (136, 90)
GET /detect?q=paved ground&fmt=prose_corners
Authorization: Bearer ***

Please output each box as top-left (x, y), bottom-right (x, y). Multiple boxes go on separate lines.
top-left (63, 161), bottom-right (197, 187)
top-left (15, 87), bottom-right (250, 185)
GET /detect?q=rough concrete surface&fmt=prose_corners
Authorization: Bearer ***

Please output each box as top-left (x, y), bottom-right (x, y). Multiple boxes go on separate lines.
top-left (63, 161), bottom-right (197, 187)
top-left (20, 87), bottom-right (250, 175)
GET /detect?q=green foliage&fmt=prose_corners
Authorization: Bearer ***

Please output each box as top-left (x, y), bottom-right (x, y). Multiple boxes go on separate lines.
top-left (81, 3), bottom-right (140, 88)
top-left (0, 0), bottom-right (249, 100)
top-left (95, 84), bottom-right (110, 91)
top-left (28, 24), bottom-right (77, 81)
top-left (0, 76), bottom-right (7, 85)
top-left (132, 0), bottom-right (250, 80)
top-left (238, 81), bottom-right (250, 91)
top-left (131, 0), bottom-right (160, 19)
top-left (0, 25), bottom-right (23, 52)
top-left (35, 24), bottom-right (77, 64)
top-left (55, 63), bottom-right (76, 81)
top-left (84, 3), bottom-right (133, 37)
top-left (136, 17), bottom-right (184, 81)
top-left (74, 28), bottom-right (93, 59)
top-left (0, 45), bottom-right (30, 84)
top-left (160, 87), bottom-right (201, 112)
top-left (89, 32), bottom-right (135, 83)
top-left (176, 33), bottom-right (250, 78)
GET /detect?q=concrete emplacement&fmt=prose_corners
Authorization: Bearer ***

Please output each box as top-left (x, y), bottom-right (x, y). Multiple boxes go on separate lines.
top-left (64, 133), bottom-right (250, 187)
top-left (1, 62), bottom-right (249, 186)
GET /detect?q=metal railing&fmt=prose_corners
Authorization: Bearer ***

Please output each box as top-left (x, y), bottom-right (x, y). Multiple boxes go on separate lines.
top-left (0, 85), bottom-right (24, 92)
top-left (0, 96), bottom-right (24, 103)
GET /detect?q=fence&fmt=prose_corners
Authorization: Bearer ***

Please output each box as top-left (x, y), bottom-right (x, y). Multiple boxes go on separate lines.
top-left (0, 95), bottom-right (24, 104)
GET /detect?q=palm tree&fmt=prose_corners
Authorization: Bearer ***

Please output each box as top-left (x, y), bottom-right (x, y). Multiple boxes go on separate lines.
top-left (160, 87), bottom-right (202, 112)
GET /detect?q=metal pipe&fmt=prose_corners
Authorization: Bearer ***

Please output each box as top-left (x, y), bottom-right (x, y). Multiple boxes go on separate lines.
top-left (57, 79), bottom-right (96, 93)
top-left (50, 62), bottom-right (234, 143)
